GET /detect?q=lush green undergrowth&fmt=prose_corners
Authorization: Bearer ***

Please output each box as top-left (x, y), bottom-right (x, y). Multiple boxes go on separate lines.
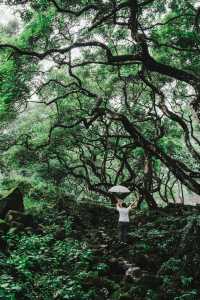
top-left (1, 201), bottom-right (200, 300)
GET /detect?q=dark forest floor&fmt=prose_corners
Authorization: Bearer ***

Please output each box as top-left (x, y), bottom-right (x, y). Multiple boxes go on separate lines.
top-left (1, 201), bottom-right (200, 299)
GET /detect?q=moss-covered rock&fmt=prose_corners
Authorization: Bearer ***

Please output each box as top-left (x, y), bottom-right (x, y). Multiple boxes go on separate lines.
top-left (0, 187), bottom-right (24, 218)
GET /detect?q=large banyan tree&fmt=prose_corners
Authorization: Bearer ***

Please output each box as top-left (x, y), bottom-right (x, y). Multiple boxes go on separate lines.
top-left (0, 0), bottom-right (200, 207)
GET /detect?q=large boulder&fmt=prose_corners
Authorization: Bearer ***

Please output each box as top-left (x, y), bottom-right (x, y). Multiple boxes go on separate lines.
top-left (0, 187), bottom-right (24, 218)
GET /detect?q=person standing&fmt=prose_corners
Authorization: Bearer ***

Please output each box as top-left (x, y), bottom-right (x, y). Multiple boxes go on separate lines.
top-left (116, 197), bottom-right (137, 243)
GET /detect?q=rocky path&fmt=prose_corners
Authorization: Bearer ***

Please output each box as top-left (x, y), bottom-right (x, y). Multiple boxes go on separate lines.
top-left (69, 206), bottom-right (164, 300)
top-left (68, 203), bottom-right (200, 299)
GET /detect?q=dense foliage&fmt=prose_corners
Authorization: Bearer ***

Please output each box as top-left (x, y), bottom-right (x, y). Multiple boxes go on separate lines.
top-left (1, 2), bottom-right (200, 299)
top-left (0, 0), bottom-right (200, 207)
top-left (1, 200), bottom-right (200, 299)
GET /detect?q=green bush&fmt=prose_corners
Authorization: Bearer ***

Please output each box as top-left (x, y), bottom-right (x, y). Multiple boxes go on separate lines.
top-left (0, 214), bottom-right (98, 300)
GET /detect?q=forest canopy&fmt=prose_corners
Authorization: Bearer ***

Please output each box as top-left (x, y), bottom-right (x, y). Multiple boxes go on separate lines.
top-left (0, 0), bottom-right (200, 208)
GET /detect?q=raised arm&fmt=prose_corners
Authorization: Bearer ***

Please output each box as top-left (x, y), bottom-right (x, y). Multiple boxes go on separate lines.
top-left (128, 198), bottom-right (138, 210)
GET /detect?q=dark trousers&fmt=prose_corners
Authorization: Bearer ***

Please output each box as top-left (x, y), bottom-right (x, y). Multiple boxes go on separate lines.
top-left (118, 222), bottom-right (129, 243)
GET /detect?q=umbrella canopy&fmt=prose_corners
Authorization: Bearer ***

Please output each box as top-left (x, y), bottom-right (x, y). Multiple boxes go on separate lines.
top-left (108, 185), bottom-right (131, 193)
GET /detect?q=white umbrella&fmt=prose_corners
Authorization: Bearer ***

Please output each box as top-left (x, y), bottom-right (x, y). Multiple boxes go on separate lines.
top-left (108, 185), bottom-right (131, 193)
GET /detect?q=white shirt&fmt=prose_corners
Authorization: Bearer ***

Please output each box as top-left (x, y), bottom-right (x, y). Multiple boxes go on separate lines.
top-left (117, 207), bottom-right (131, 222)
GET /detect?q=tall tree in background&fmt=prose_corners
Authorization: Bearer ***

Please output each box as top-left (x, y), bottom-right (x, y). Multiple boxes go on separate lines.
top-left (0, 0), bottom-right (200, 207)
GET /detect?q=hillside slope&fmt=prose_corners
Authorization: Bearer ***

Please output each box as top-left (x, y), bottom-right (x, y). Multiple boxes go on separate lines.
top-left (1, 201), bottom-right (200, 300)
